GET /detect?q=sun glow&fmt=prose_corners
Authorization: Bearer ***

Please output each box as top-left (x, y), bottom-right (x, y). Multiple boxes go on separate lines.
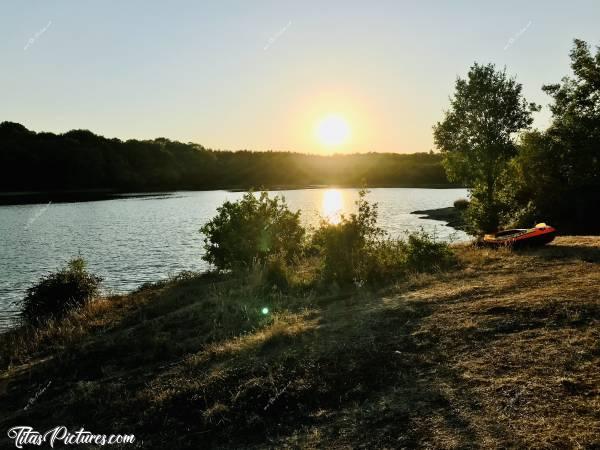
top-left (322, 189), bottom-right (343, 224)
top-left (315, 115), bottom-right (350, 148)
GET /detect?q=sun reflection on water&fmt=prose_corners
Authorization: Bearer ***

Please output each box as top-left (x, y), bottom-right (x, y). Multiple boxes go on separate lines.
top-left (322, 189), bottom-right (343, 224)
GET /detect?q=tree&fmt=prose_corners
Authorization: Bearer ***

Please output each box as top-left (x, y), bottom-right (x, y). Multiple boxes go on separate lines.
top-left (541, 40), bottom-right (600, 212)
top-left (433, 63), bottom-right (539, 232)
top-left (506, 39), bottom-right (600, 232)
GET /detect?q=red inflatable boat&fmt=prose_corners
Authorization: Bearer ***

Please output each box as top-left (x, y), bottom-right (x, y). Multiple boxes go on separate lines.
top-left (482, 223), bottom-right (557, 248)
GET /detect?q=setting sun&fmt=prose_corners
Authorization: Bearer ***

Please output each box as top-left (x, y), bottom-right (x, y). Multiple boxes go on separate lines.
top-left (315, 115), bottom-right (350, 148)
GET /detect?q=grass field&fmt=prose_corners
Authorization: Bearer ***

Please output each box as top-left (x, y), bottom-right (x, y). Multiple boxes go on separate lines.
top-left (1, 237), bottom-right (598, 449)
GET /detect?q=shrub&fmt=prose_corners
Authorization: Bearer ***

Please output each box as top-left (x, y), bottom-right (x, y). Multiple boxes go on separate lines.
top-left (360, 238), bottom-right (408, 284)
top-left (200, 191), bottom-right (305, 271)
top-left (499, 200), bottom-right (538, 229)
top-left (453, 198), bottom-right (469, 210)
top-left (360, 232), bottom-right (456, 283)
top-left (312, 191), bottom-right (456, 285)
top-left (311, 190), bottom-right (384, 285)
top-left (462, 189), bottom-right (503, 235)
top-left (22, 258), bottom-right (102, 325)
top-left (403, 230), bottom-right (456, 272)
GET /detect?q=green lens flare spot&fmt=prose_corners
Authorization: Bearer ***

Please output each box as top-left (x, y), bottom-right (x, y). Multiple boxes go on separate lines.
top-left (261, 307), bottom-right (269, 315)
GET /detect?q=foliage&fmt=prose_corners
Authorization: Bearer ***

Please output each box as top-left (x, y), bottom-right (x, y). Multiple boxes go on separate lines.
top-left (358, 233), bottom-right (456, 284)
top-left (312, 191), bottom-right (455, 285)
top-left (433, 63), bottom-right (539, 232)
top-left (311, 190), bottom-right (384, 285)
top-left (487, 40), bottom-right (600, 232)
top-left (200, 192), bottom-right (305, 271)
top-left (453, 198), bottom-right (469, 210)
top-left (357, 238), bottom-right (406, 284)
top-left (402, 230), bottom-right (456, 273)
top-left (262, 254), bottom-right (293, 289)
top-left (0, 122), bottom-right (454, 192)
top-left (462, 185), bottom-right (509, 234)
top-left (22, 258), bottom-right (102, 325)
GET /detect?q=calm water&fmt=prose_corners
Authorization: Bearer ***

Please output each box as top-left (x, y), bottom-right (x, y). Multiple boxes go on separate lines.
top-left (0, 188), bottom-right (468, 329)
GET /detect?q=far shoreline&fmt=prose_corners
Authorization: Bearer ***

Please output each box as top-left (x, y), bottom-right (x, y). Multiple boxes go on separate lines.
top-left (0, 184), bottom-right (465, 206)
top-left (411, 206), bottom-right (467, 231)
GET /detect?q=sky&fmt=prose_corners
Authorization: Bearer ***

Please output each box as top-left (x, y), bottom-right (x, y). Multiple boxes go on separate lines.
top-left (1, 1), bottom-right (599, 154)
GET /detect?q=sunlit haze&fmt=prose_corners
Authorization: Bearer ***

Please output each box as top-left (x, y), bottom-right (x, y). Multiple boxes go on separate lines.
top-left (322, 189), bottom-right (344, 224)
top-left (316, 115), bottom-right (350, 149)
top-left (1, 1), bottom-right (599, 153)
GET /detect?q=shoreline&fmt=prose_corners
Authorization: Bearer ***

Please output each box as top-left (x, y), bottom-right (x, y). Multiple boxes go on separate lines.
top-left (1, 237), bottom-right (598, 447)
top-left (411, 206), bottom-right (467, 231)
top-left (0, 185), bottom-right (464, 206)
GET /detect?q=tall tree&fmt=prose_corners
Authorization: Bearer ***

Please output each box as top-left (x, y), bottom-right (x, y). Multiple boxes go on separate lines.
top-left (510, 39), bottom-right (600, 231)
top-left (433, 63), bottom-right (539, 232)
top-left (541, 39), bottom-right (600, 190)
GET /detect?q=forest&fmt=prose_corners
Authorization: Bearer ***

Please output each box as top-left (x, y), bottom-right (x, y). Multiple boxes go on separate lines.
top-left (0, 123), bottom-right (452, 193)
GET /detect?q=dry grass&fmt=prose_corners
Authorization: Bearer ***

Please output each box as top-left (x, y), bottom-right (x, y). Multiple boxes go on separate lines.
top-left (0, 236), bottom-right (598, 449)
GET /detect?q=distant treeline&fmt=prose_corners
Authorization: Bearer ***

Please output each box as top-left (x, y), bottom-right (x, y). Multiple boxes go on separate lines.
top-left (0, 122), bottom-right (454, 192)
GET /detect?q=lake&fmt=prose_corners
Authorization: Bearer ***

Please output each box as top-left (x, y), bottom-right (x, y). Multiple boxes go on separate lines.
top-left (0, 188), bottom-right (468, 329)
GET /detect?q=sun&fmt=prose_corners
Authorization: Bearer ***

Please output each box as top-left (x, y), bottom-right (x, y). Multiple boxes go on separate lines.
top-left (315, 115), bottom-right (350, 148)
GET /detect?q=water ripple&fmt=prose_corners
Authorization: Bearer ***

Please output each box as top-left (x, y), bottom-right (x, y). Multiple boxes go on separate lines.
top-left (0, 188), bottom-right (468, 330)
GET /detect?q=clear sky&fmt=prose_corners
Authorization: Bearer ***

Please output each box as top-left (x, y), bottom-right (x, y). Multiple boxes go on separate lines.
top-left (1, 1), bottom-right (598, 154)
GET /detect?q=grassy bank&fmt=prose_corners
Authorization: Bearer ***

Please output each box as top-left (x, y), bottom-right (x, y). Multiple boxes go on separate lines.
top-left (1, 237), bottom-right (599, 448)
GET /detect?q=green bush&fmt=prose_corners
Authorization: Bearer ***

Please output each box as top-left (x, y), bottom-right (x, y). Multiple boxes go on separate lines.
top-left (202, 190), bottom-right (456, 286)
top-left (22, 258), bottom-right (102, 325)
top-left (311, 190), bottom-right (383, 285)
top-left (403, 230), bottom-right (456, 272)
top-left (358, 232), bottom-right (456, 284)
top-left (312, 191), bottom-right (455, 285)
top-left (453, 198), bottom-right (469, 210)
top-left (359, 238), bottom-right (407, 284)
top-left (462, 188), bottom-right (503, 235)
top-left (200, 191), bottom-right (305, 271)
